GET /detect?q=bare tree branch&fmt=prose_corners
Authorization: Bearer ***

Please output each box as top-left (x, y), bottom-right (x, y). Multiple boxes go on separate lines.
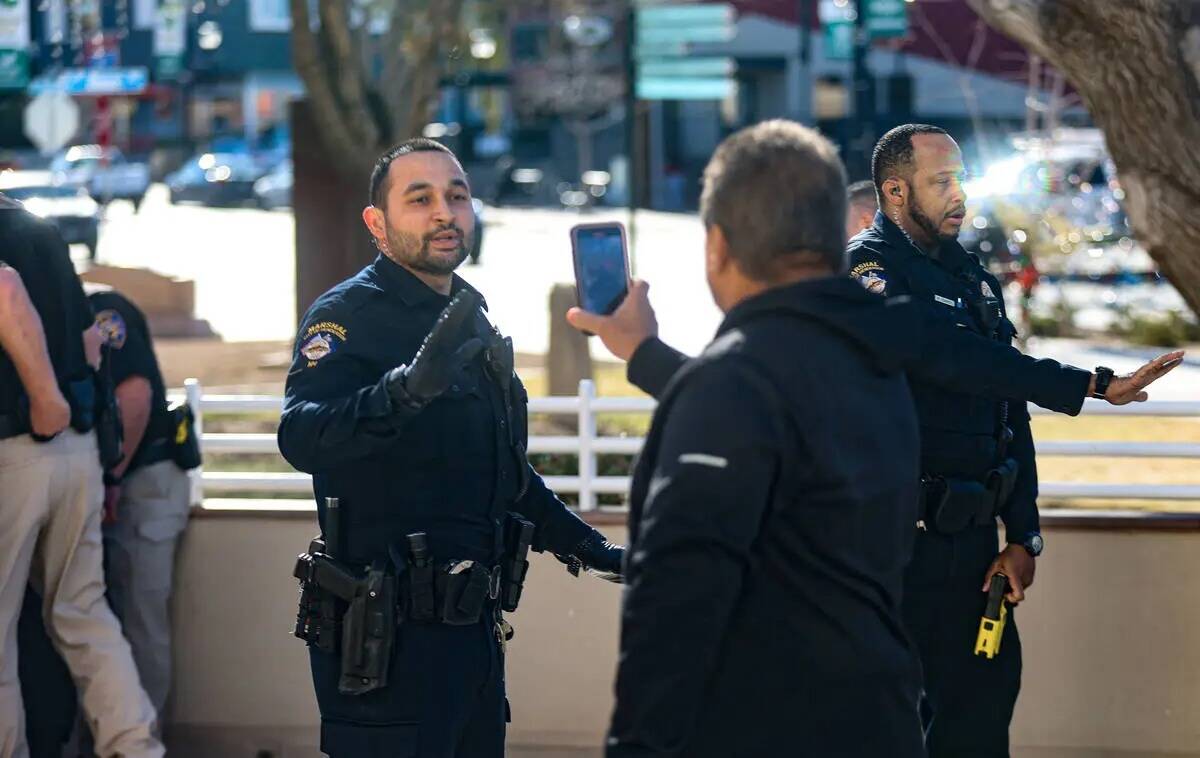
top-left (969, 0), bottom-right (1200, 314)
top-left (289, 0), bottom-right (375, 181)
top-left (318, 0), bottom-right (381, 149)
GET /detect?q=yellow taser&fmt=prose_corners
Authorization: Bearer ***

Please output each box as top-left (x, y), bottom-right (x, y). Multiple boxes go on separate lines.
top-left (974, 573), bottom-right (1008, 659)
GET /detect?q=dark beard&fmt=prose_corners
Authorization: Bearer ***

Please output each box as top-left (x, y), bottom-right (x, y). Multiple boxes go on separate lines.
top-left (386, 224), bottom-right (470, 275)
top-left (908, 203), bottom-right (956, 244)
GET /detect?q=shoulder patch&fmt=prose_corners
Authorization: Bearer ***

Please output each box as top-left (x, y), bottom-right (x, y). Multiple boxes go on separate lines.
top-left (95, 309), bottom-right (127, 349)
top-left (980, 280), bottom-right (995, 299)
top-left (300, 321), bottom-right (348, 367)
top-left (849, 261), bottom-right (888, 295)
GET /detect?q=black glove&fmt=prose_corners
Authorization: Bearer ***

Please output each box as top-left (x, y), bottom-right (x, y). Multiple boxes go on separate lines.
top-left (385, 290), bottom-right (485, 409)
top-left (555, 530), bottom-right (625, 584)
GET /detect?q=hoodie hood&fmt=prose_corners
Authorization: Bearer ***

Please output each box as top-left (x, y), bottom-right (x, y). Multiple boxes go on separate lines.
top-left (718, 276), bottom-right (920, 374)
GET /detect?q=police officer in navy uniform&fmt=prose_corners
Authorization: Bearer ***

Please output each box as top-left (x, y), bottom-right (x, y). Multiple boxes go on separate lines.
top-left (846, 123), bottom-right (1062, 756)
top-left (278, 138), bottom-right (623, 758)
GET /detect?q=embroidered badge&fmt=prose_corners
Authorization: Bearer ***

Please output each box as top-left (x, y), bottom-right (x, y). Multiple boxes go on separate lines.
top-left (981, 280), bottom-right (995, 299)
top-left (850, 261), bottom-right (888, 295)
top-left (300, 321), bottom-right (347, 367)
top-left (94, 309), bottom-right (127, 349)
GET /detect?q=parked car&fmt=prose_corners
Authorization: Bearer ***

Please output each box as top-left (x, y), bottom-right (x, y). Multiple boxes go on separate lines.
top-left (166, 153), bottom-right (264, 207)
top-left (1, 173), bottom-right (101, 259)
top-left (253, 159), bottom-right (292, 210)
top-left (50, 145), bottom-right (151, 211)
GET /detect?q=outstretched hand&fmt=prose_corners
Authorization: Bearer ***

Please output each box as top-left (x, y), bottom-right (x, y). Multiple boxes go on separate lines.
top-left (1102, 350), bottom-right (1185, 405)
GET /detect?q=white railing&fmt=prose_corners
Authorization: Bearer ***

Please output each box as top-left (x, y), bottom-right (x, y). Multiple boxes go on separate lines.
top-left (175, 379), bottom-right (1200, 509)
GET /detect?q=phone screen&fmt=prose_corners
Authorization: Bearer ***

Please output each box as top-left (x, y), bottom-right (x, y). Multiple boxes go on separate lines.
top-left (573, 225), bottom-right (629, 315)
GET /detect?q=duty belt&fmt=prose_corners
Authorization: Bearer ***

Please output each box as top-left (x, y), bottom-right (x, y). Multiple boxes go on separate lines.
top-left (918, 458), bottom-right (1019, 534)
top-left (127, 436), bottom-right (174, 473)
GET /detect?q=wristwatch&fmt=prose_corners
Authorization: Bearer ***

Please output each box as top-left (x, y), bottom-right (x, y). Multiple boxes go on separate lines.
top-left (1092, 365), bottom-right (1115, 399)
top-left (1021, 532), bottom-right (1044, 558)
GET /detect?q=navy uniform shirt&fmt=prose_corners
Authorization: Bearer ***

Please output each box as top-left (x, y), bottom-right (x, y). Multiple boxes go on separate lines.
top-left (88, 289), bottom-right (171, 470)
top-left (0, 199), bottom-right (93, 416)
top-left (847, 212), bottom-right (1042, 540)
top-left (278, 253), bottom-right (593, 565)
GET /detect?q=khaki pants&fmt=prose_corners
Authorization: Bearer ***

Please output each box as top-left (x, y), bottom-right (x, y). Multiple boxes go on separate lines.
top-left (0, 431), bottom-right (162, 758)
top-left (104, 459), bottom-right (191, 717)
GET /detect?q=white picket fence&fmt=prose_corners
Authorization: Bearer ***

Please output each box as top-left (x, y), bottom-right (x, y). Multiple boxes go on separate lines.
top-left (176, 378), bottom-right (1200, 510)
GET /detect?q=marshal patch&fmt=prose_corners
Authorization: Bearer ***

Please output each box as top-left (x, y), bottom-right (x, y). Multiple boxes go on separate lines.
top-left (981, 280), bottom-right (995, 299)
top-left (94, 309), bottom-right (127, 349)
top-left (850, 261), bottom-right (888, 295)
top-left (300, 321), bottom-right (347, 366)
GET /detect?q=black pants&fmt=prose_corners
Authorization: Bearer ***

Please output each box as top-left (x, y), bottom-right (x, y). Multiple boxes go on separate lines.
top-left (311, 615), bottom-right (507, 758)
top-left (904, 526), bottom-right (1022, 758)
top-left (18, 586), bottom-right (78, 758)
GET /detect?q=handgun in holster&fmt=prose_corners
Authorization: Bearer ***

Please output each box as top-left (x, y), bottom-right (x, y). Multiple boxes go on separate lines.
top-left (293, 536), bottom-right (358, 654)
top-left (975, 573), bottom-right (1009, 659)
top-left (294, 497), bottom-right (348, 652)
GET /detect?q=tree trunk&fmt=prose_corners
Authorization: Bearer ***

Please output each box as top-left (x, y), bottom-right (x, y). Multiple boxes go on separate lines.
top-left (292, 100), bottom-right (375, 325)
top-left (968, 0), bottom-right (1200, 316)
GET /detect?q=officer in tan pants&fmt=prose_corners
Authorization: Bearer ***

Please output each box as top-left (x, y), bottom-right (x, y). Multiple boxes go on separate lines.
top-left (0, 202), bottom-right (162, 758)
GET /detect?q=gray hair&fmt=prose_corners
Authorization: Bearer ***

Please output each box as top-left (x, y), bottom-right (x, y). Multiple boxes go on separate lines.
top-left (699, 119), bottom-right (848, 279)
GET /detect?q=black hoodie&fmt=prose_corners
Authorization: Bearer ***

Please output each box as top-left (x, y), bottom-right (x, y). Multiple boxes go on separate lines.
top-left (608, 276), bottom-right (927, 758)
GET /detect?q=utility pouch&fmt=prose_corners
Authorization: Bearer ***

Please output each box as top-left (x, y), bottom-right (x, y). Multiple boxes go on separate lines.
top-left (167, 400), bottom-right (202, 470)
top-left (66, 376), bottom-right (96, 433)
top-left (434, 560), bottom-right (492, 625)
top-left (987, 458), bottom-right (1020, 511)
top-left (338, 561), bottom-right (396, 696)
top-left (501, 515), bottom-right (535, 613)
top-left (405, 533), bottom-right (436, 622)
top-left (925, 477), bottom-right (991, 534)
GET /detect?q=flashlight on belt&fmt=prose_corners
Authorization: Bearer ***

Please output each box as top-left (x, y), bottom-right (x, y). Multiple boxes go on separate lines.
top-left (974, 573), bottom-right (1009, 659)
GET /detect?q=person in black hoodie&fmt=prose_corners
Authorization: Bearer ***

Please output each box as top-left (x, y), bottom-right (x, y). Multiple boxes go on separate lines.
top-left (576, 120), bottom-right (1182, 758)
top-left (576, 125), bottom-right (1180, 757)
top-left (597, 120), bottom-right (926, 757)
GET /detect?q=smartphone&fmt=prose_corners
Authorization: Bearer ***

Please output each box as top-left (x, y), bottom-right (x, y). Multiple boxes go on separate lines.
top-left (570, 222), bottom-right (631, 316)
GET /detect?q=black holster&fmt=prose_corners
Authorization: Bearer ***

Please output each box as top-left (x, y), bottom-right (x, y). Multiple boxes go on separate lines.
top-left (338, 561), bottom-right (396, 696)
top-left (167, 400), bottom-right (202, 470)
top-left (93, 370), bottom-right (124, 471)
top-left (501, 514), bottom-right (534, 613)
top-left (922, 458), bottom-right (1020, 534)
top-left (433, 561), bottom-right (497, 625)
top-left (293, 538), bottom-right (350, 654)
top-left (66, 376), bottom-right (96, 433)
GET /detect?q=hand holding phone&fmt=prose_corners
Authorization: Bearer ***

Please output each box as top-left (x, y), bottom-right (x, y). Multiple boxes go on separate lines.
top-left (571, 222), bottom-right (631, 316)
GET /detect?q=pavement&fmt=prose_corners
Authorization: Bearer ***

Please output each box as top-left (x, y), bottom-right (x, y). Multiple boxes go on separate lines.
top-left (78, 187), bottom-right (1197, 402)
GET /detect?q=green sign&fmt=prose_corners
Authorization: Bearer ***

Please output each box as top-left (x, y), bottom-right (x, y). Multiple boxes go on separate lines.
top-left (636, 77), bottom-right (733, 101)
top-left (637, 4), bottom-right (733, 28)
top-left (634, 3), bottom-right (735, 101)
top-left (639, 58), bottom-right (733, 79)
top-left (0, 49), bottom-right (28, 88)
top-left (865, 0), bottom-right (908, 38)
top-left (634, 2), bottom-right (734, 60)
top-left (820, 0), bottom-right (908, 61)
